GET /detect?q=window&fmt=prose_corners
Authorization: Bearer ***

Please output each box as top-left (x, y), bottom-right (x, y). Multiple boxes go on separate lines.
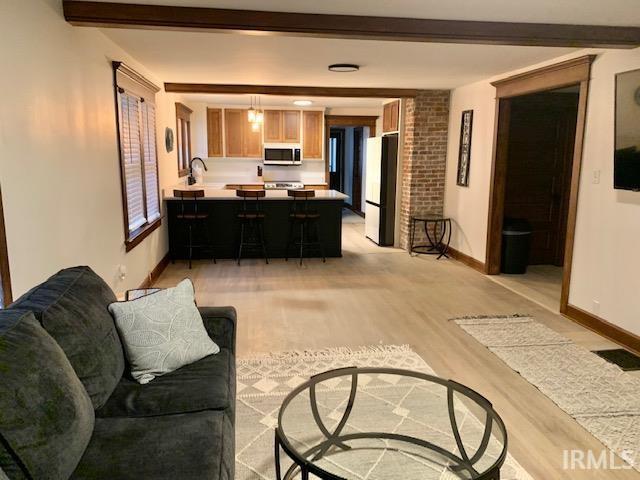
top-left (113, 62), bottom-right (161, 251)
top-left (0, 186), bottom-right (12, 308)
top-left (175, 102), bottom-right (193, 177)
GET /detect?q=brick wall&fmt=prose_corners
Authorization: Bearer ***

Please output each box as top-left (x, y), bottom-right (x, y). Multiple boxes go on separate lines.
top-left (398, 91), bottom-right (451, 250)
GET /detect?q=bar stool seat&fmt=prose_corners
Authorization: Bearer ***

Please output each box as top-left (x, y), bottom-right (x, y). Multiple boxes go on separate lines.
top-left (289, 212), bottom-right (320, 220)
top-left (172, 189), bottom-right (216, 269)
top-left (235, 189), bottom-right (269, 265)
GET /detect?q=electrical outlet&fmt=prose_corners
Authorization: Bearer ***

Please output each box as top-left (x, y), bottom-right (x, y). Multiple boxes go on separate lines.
top-left (592, 170), bottom-right (601, 184)
top-left (118, 265), bottom-right (127, 280)
top-left (592, 300), bottom-right (600, 315)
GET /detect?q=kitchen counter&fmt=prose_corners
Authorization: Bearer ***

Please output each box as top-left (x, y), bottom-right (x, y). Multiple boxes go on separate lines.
top-left (163, 184), bottom-right (346, 201)
top-left (164, 183), bottom-right (346, 260)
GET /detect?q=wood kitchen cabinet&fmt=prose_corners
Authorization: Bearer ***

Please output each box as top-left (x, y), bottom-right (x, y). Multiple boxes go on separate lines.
top-left (224, 109), bottom-right (262, 158)
top-left (264, 110), bottom-right (300, 143)
top-left (382, 100), bottom-right (400, 133)
top-left (206, 108), bottom-right (223, 157)
top-left (302, 111), bottom-right (323, 158)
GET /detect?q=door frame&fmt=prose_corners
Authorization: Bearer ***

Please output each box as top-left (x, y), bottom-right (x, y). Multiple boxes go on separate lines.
top-left (324, 115), bottom-right (378, 184)
top-left (485, 55), bottom-right (596, 313)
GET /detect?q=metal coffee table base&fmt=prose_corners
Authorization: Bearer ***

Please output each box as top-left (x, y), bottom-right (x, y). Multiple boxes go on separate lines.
top-left (275, 367), bottom-right (506, 480)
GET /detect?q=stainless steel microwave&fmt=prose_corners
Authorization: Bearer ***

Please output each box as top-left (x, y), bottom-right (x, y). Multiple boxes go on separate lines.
top-left (264, 147), bottom-right (301, 165)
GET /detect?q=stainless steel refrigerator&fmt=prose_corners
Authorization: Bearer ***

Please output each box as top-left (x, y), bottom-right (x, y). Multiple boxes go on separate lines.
top-left (365, 134), bottom-right (398, 246)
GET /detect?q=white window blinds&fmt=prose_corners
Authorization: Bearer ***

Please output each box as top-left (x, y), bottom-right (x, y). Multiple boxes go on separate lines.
top-left (118, 91), bottom-right (147, 232)
top-left (141, 102), bottom-right (160, 223)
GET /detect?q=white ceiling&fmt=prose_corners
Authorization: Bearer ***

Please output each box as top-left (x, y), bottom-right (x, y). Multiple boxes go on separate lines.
top-left (90, 0), bottom-right (640, 26)
top-left (103, 28), bottom-right (577, 90)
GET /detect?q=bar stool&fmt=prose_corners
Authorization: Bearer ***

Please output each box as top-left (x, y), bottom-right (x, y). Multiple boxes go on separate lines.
top-left (173, 189), bottom-right (216, 269)
top-left (285, 189), bottom-right (326, 265)
top-left (236, 189), bottom-right (269, 265)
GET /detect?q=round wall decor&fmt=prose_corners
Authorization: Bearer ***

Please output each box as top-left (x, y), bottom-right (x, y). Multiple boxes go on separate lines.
top-left (165, 127), bottom-right (174, 152)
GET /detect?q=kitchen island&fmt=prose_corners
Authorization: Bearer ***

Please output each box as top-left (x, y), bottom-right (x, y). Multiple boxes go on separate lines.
top-left (164, 185), bottom-right (348, 260)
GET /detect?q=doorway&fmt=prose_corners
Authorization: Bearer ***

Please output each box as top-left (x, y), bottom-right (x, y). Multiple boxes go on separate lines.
top-left (485, 55), bottom-right (594, 313)
top-left (325, 115), bottom-right (378, 216)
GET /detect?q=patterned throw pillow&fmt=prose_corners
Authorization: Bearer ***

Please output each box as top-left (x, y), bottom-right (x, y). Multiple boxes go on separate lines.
top-left (108, 279), bottom-right (219, 384)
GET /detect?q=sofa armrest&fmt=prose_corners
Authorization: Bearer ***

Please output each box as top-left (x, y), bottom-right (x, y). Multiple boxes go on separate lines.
top-left (198, 306), bottom-right (237, 354)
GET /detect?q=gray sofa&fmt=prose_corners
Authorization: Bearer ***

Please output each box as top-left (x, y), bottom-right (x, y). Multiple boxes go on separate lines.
top-left (0, 266), bottom-right (236, 479)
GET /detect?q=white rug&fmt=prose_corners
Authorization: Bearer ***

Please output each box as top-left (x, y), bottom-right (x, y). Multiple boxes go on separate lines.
top-left (236, 345), bottom-right (531, 479)
top-left (454, 315), bottom-right (640, 472)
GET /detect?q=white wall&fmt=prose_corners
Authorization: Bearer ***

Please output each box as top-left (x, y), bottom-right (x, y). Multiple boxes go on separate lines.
top-left (0, 0), bottom-right (179, 298)
top-left (443, 47), bottom-right (640, 335)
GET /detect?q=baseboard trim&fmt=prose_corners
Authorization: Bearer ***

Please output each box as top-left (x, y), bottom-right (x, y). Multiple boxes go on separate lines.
top-left (563, 304), bottom-right (640, 356)
top-left (138, 252), bottom-right (170, 289)
top-left (447, 247), bottom-right (486, 273)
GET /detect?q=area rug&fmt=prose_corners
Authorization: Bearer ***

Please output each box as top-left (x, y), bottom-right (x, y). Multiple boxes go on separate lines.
top-left (236, 345), bottom-right (531, 479)
top-left (453, 315), bottom-right (640, 472)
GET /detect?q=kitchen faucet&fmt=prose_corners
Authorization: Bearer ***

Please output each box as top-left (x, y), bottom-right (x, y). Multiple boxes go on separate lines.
top-left (187, 157), bottom-right (208, 185)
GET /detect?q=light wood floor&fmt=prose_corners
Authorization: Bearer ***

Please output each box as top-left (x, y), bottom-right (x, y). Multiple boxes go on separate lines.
top-left (491, 265), bottom-right (563, 313)
top-left (156, 212), bottom-right (638, 479)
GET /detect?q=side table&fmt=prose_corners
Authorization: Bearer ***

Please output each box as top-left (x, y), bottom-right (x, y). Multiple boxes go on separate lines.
top-left (409, 216), bottom-right (452, 259)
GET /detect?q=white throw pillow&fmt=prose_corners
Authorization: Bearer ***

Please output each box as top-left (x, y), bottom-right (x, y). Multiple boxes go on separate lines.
top-left (108, 279), bottom-right (219, 384)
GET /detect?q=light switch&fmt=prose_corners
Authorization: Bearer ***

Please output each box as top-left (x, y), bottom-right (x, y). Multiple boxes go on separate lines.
top-left (592, 170), bottom-right (601, 184)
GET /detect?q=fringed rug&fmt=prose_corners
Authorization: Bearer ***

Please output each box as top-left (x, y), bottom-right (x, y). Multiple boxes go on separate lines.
top-left (236, 345), bottom-right (531, 479)
top-left (453, 315), bottom-right (640, 472)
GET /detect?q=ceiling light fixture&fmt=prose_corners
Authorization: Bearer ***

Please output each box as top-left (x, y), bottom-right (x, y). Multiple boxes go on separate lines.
top-left (293, 100), bottom-right (313, 106)
top-left (328, 63), bottom-right (360, 73)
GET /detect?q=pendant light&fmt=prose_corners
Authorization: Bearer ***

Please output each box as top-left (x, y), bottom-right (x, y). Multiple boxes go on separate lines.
top-left (247, 96), bottom-right (256, 122)
top-left (255, 96), bottom-right (264, 124)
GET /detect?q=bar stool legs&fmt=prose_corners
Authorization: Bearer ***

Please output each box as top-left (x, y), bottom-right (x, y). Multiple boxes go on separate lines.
top-left (286, 218), bottom-right (326, 266)
top-left (237, 219), bottom-right (269, 265)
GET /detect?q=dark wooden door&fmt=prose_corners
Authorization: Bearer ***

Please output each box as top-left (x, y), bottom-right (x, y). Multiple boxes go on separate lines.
top-left (351, 127), bottom-right (363, 213)
top-left (503, 92), bottom-right (578, 266)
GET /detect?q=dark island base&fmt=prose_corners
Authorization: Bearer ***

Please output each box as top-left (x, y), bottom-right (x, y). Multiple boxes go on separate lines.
top-left (167, 199), bottom-right (344, 260)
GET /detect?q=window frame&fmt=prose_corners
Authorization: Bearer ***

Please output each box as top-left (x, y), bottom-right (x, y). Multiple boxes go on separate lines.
top-left (175, 102), bottom-right (193, 177)
top-left (0, 186), bottom-right (12, 308)
top-left (113, 62), bottom-right (162, 252)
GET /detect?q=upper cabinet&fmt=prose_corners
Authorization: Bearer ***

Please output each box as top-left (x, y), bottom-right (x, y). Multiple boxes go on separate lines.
top-left (264, 110), bottom-right (301, 143)
top-left (302, 111), bottom-right (323, 159)
top-left (382, 100), bottom-right (400, 133)
top-left (224, 109), bottom-right (262, 158)
top-left (206, 108), bottom-right (223, 157)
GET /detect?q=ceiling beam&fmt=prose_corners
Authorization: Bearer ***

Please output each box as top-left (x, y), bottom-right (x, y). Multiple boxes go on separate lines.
top-left (63, 1), bottom-right (640, 49)
top-left (163, 83), bottom-right (421, 98)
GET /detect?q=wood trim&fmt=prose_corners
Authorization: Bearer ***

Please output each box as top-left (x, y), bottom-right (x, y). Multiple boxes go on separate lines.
top-left (112, 61), bottom-right (160, 93)
top-left (485, 55), bottom-right (595, 317)
top-left (175, 102), bottom-right (192, 177)
top-left (492, 55), bottom-right (597, 98)
top-left (324, 115), bottom-right (378, 183)
top-left (560, 80), bottom-right (590, 313)
top-left (125, 218), bottom-right (162, 252)
top-left (564, 304), bottom-right (640, 356)
top-left (138, 252), bottom-right (171, 289)
top-left (63, 1), bottom-right (640, 48)
top-left (0, 186), bottom-right (12, 307)
top-left (165, 83), bottom-right (419, 98)
top-left (447, 246), bottom-right (486, 274)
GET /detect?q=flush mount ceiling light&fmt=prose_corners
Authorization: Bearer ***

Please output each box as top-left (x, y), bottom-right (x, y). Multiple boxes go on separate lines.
top-left (293, 100), bottom-right (313, 106)
top-left (328, 63), bottom-right (360, 73)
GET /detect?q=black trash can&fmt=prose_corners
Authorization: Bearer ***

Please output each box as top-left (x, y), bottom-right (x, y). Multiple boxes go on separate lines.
top-left (501, 218), bottom-right (532, 274)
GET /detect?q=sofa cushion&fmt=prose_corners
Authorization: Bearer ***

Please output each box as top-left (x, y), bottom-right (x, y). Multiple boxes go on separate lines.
top-left (71, 410), bottom-right (234, 480)
top-left (199, 306), bottom-right (237, 354)
top-left (10, 266), bottom-right (124, 409)
top-left (97, 348), bottom-right (234, 418)
top-left (0, 310), bottom-right (94, 479)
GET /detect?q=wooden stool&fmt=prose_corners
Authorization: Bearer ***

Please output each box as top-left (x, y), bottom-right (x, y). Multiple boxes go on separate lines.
top-left (285, 189), bottom-right (326, 265)
top-left (236, 189), bottom-right (269, 265)
top-left (172, 189), bottom-right (216, 269)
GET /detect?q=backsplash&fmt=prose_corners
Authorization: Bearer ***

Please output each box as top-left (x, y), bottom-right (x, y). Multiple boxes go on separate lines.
top-left (200, 157), bottom-right (326, 184)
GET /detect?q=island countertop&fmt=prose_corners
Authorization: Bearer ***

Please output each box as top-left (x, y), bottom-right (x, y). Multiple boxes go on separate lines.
top-left (163, 184), bottom-right (348, 201)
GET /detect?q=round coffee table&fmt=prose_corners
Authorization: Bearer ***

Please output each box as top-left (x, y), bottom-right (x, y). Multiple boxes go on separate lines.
top-left (275, 367), bottom-right (507, 480)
